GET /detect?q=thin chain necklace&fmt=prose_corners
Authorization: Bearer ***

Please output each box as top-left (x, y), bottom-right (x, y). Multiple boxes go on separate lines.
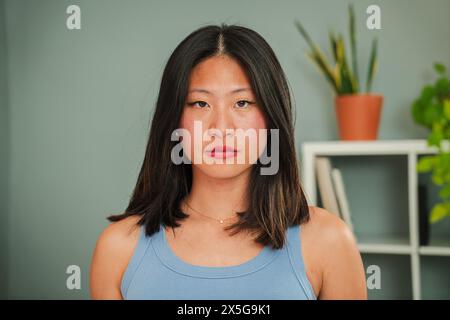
top-left (182, 198), bottom-right (242, 224)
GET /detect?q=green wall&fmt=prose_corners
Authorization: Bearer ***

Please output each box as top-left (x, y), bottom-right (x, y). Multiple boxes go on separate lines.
top-left (1, 0), bottom-right (449, 299)
top-left (0, 0), bottom-right (9, 299)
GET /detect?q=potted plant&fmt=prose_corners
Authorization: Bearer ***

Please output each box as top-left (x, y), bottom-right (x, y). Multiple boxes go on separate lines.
top-left (413, 63), bottom-right (450, 224)
top-left (295, 4), bottom-right (382, 140)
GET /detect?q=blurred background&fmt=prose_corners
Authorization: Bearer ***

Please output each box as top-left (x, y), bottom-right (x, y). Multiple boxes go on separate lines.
top-left (0, 0), bottom-right (449, 299)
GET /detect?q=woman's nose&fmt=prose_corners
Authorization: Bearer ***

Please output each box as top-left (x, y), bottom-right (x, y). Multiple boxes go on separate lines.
top-left (206, 106), bottom-right (235, 138)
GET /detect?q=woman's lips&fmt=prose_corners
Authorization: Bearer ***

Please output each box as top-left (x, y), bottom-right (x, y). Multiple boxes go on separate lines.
top-left (205, 146), bottom-right (239, 159)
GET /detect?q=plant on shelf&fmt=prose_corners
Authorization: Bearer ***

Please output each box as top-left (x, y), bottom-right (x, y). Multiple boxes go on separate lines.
top-left (413, 63), bottom-right (450, 223)
top-left (295, 4), bottom-right (383, 141)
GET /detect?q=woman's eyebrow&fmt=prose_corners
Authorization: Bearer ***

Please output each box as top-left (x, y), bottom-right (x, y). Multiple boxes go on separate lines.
top-left (188, 88), bottom-right (212, 95)
top-left (188, 87), bottom-right (252, 95)
top-left (230, 87), bottom-right (252, 94)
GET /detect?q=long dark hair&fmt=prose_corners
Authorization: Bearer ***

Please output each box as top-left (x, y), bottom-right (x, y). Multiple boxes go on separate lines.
top-left (108, 23), bottom-right (310, 249)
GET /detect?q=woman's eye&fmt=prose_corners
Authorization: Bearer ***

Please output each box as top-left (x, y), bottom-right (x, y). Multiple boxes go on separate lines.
top-left (235, 100), bottom-right (254, 109)
top-left (187, 100), bottom-right (254, 109)
top-left (188, 101), bottom-right (209, 108)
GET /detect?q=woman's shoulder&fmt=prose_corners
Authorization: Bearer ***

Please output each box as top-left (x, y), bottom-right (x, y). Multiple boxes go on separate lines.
top-left (301, 206), bottom-right (358, 261)
top-left (90, 215), bottom-right (142, 299)
top-left (93, 215), bottom-right (143, 261)
top-left (302, 206), bottom-right (355, 245)
top-left (300, 206), bottom-right (364, 299)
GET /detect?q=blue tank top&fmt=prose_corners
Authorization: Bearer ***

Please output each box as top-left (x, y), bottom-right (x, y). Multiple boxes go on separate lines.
top-left (121, 223), bottom-right (316, 300)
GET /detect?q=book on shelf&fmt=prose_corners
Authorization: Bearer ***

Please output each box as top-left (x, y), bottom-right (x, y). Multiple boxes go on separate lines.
top-left (331, 168), bottom-right (354, 233)
top-left (315, 157), bottom-right (340, 216)
top-left (315, 157), bottom-right (355, 234)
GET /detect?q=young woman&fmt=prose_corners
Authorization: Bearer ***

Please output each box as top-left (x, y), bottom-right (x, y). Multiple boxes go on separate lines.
top-left (90, 24), bottom-right (367, 300)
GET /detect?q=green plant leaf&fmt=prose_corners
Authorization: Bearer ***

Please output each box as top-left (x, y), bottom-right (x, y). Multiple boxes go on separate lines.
top-left (434, 63), bottom-right (446, 75)
top-left (329, 32), bottom-right (342, 89)
top-left (329, 31), bottom-right (338, 62)
top-left (435, 78), bottom-right (450, 99)
top-left (444, 166), bottom-right (450, 182)
top-left (412, 99), bottom-right (428, 127)
top-left (443, 125), bottom-right (450, 140)
top-left (334, 62), bottom-right (342, 89)
top-left (429, 203), bottom-right (448, 223)
top-left (295, 20), bottom-right (339, 94)
top-left (366, 38), bottom-right (378, 92)
top-left (417, 155), bottom-right (436, 172)
top-left (424, 102), bottom-right (443, 127)
top-left (336, 34), bottom-right (357, 94)
top-left (432, 170), bottom-right (445, 185)
top-left (349, 4), bottom-right (359, 91)
top-left (444, 100), bottom-right (450, 120)
top-left (439, 183), bottom-right (450, 199)
top-left (294, 20), bottom-right (316, 49)
top-left (414, 63), bottom-right (450, 223)
top-left (306, 51), bottom-right (339, 94)
top-left (420, 85), bottom-right (436, 104)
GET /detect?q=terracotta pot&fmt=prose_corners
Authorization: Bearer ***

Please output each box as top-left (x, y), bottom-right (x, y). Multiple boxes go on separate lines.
top-left (334, 94), bottom-right (383, 140)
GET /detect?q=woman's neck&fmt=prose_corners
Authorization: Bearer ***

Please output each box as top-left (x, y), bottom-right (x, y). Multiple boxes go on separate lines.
top-left (184, 167), bottom-right (251, 221)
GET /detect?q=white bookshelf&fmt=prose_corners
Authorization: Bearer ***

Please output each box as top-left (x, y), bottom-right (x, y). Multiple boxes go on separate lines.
top-left (301, 139), bottom-right (450, 300)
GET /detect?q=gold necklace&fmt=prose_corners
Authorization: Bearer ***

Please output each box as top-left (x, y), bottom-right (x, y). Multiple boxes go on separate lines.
top-left (182, 199), bottom-right (240, 224)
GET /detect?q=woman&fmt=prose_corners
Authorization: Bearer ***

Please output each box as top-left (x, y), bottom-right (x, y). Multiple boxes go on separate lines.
top-left (90, 24), bottom-right (367, 300)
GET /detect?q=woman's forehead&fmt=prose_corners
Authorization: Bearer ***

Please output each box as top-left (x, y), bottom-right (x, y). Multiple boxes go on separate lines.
top-left (188, 56), bottom-right (253, 92)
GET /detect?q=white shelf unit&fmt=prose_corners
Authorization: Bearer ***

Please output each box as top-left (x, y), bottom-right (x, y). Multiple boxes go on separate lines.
top-left (301, 139), bottom-right (450, 300)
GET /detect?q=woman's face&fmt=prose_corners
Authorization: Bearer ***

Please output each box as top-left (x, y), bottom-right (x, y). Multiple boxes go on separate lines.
top-left (178, 55), bottom-right (268, 179)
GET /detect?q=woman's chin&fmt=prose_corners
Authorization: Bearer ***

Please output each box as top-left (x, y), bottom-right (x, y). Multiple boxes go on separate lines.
top-left (194, 163), bottom-right (252, 180)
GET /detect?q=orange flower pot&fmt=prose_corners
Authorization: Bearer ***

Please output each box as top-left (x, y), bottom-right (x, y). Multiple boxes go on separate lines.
top-left (335, 94), bottom-right (383, 140)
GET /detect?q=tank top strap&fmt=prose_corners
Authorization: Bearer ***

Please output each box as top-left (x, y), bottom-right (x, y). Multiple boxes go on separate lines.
top-left (285, 224), bottom-right (316, 300)
top-left (120, 223), bottom-right (152, 298)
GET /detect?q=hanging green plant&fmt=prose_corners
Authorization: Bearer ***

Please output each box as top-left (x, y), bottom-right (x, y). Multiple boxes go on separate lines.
top-left (413, 63), bottom-right (450, 223)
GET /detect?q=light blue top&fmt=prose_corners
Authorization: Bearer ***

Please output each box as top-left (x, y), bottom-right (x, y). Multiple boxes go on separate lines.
top-left (121, 223), bottom-right (316, 300)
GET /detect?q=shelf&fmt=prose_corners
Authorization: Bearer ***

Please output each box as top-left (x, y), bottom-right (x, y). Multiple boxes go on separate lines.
top-left (420, 256), bottom-right (450, 299)
top-left (417, 168), bottom-right (450, 257)
top-left (420, 238), bottom-right (450, 256)
top-left (301, 139), bottom-right (449, 156)
top-left (301, 139), bottom-right (450, 299)
top-left (361, 253), bottom-right (413, 299)
top-left (356, 234), bottom-right (411, 255)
